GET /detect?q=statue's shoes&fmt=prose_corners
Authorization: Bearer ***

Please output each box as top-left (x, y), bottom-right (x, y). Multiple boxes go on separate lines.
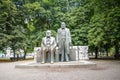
top-left (66, 60), bottom-right (69, 62)
top-left (41, 61), bottom-right (45, 64)
top-left (50, 61), bottom-right (54, 64)
top-left (61, 59), bottom-right (64, 62)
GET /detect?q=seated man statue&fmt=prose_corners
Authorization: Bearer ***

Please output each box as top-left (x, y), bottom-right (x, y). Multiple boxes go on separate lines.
top-left (41, 30), bottom-right (56, 64)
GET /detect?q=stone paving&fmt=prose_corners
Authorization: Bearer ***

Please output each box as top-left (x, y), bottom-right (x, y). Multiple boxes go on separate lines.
top-left (0, 60), bottom-right (120, 80)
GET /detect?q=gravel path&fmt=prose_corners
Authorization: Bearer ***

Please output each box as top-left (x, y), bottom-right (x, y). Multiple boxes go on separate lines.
top-left (0, 60), bottom-right (120, 80)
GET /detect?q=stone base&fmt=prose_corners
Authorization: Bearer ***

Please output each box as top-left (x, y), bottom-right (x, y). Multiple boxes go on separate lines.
top-left (15, 60), bottom-right (96, 69)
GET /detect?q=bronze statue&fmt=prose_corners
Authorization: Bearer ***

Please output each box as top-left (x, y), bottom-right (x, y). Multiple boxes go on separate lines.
top-left (41, 30), bottom-right (56, 64)
top-left (56, 22), bottom-right (71, 61)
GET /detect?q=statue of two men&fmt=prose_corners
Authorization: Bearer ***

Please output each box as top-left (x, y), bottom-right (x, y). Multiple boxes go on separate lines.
top-left (41, 22), bottom-right (71, 63)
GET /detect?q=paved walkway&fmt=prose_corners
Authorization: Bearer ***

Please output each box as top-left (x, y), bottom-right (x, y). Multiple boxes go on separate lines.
top-left (0, 60), bottom-right (120, 80)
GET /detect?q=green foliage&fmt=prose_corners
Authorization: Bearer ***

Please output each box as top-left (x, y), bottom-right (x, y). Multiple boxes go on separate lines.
top-left (88, 14), bottom-right (105, 47)
top-left (0, 0), bottom-right (18, 50)
top-left (107, 7), bottom-right (120, 42)
top-left (42, 0), bottom-right (56, 6)
top-left (0, 0), bottom-right (120, 58)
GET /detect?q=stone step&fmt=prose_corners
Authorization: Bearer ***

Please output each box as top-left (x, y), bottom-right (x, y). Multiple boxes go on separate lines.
top-left (15, 61), bottom-right (96, 69)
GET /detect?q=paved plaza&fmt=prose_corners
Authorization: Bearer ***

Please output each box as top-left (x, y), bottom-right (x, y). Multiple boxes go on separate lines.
top-left (0, 60), bottom-right (120, 80)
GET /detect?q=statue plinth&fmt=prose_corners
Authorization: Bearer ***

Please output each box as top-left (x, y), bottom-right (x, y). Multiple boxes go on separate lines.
top-left (15, 60), bottom-right (96, 69)
top-left (34, 46), bottom-right (89, 63)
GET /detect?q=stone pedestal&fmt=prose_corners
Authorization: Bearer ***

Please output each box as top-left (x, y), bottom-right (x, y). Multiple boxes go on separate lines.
top-left (69, 46), bottom-right (79, 61)
top-left (69, 46), bottom-right (89, 61)
top-left (15, 61), bottom-right (96, 69)
top-left (78, 46), bottom-right (89, 60)
top-left (55, 47), bottom-right (59, 62)
top-left (34, 47), bottom-right (41, 63)
top-left (34, 46), bottom-right (89, 62)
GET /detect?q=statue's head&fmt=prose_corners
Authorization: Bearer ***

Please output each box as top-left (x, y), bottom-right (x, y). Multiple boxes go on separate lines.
top-left (46, 30), bottom-right (51, 38)
top-left (61, 22), bottom-right (66, 29)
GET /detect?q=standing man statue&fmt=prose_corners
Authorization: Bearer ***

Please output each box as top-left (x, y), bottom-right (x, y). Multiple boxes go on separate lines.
top-left (56, 22), bottom-right (71, 61)
top-left (41, 30), bottom-right (56, 64)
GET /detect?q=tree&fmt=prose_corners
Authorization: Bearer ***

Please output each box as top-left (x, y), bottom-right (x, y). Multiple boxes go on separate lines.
top-left (107, 7), bottom-right (120, 58)
top-left (0, 0), bottom-right (21, 57)
top-left (88, 14), bottom-right (106, 58)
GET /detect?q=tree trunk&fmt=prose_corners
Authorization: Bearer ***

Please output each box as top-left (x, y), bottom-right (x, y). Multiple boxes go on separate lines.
top-left (105, 45), bottom-right (109, 56)
top-left (114, 40), bottom-right (119, 59)
top-left (23, 47), bottom-right (27, 60)
top-left (24, 51), bottom-right (27, 60)
top-left (12, 47), bottom-right (16, 61)
top-left (95, 47), bottom-right (98, 59)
